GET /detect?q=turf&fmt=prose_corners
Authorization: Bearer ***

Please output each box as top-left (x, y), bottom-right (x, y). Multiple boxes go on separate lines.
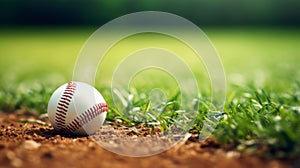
top-left (0, 27), bottom-right (299, 158)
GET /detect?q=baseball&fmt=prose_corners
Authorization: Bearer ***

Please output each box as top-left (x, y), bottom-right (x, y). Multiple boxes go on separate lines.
top-left (47, 81), bottom-right (108, 136)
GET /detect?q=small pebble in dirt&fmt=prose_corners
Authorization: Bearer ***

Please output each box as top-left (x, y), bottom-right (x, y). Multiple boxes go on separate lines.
top-left (6, 151), bottom-right (23, 168)
top-left (226, 151), bottom-right (241, 158)
top-left (88, 142), bottom-right (96, 150)
top-left (58, 144), bottom-right (66, 149)
top-left (77, 139), bottom-right (84, 143)
top-left (0, 143), bottom-right (4, 149)
top-left (42, 152), bottom-right (53, 159)
top-left (22, 140), bottom-right (41, 150)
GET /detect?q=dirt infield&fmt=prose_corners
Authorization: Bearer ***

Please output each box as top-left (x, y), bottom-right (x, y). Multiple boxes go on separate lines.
top-left (0, 112), bottom-right (296, 168)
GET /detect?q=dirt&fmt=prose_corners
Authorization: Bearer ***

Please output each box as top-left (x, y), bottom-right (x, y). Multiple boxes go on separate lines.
top-left (0, 112), bottom-right (298, 168)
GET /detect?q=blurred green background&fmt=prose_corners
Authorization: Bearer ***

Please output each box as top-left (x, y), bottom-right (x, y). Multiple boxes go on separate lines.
top-left (0, 0), bottom-right (299, 105)
top-left (1, 0), bottom-right (300, 26)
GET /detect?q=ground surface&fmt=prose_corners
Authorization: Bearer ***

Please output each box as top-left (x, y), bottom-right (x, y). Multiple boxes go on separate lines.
top-left (0, 112), bottom-right (297, 168)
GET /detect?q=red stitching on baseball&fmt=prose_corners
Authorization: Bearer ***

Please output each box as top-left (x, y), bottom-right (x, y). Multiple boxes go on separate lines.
top-left (57, 105), bottom-right (68, 109)
top-left (79, 115), bottom-right (85, 125)
top-left (90, 109), bottom-right (95, 118)
top-left (55, 119), bottom-right (65, 125)
top-left (56, 113), bottom-right (66, 119)
top-left (68, 123), bottom-right (77, 132)
top-left (62, 94), bottom-right (73, 99)
top-left (55, 115), bottom-right (65, 120)
top-left (58, 103), bottom-right (69, 109)
top-left (61, 97), bottom-right (71, 101)
top-left (55, 122), bottom-right (65, 127)
top-left (56, 108), bottom-right (67, 114)
top-left (55, 120), bottom-right (65, 124)
top-left (55, 82), bottom-right (77, 131)
top-left (64, 103), bottom-right (108, 134)
top-left (74, 119), bottom-right (80, 127)
top-left (57, 107), bottom-right (67, 113)
top-left (59, 100), bottom-right (70, 106)
top-left (55, 120), bottom-right (65, 125)
top-left (63, 92), bottom-right (74, 96)
top-left (65, 87), bottom-right (76, 90)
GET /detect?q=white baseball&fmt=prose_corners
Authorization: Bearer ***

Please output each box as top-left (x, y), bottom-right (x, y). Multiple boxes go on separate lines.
top-left (47, 81), bottom-right (108, 135)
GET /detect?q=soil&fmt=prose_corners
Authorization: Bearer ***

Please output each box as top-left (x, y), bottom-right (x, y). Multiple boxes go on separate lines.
top-left (0, 111), bottom-right (298, 168)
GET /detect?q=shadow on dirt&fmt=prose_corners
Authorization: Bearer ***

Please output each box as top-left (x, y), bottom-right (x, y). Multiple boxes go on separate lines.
top-left (30, 127), bottom-right (88, 139)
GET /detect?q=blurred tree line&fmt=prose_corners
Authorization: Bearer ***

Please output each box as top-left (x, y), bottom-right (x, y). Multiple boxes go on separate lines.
top-left (0, 0), bottom-right (299, 26)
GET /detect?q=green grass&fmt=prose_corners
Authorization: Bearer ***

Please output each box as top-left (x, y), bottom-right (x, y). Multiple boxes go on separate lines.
top-left (0, 27), bottom-right (299, 159)
top-left (216, 83), bottom-right (300, 158)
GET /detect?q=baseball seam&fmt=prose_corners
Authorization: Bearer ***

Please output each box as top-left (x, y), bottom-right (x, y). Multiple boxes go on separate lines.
top-left (65, 103), bottom-right (108, 133)
top-left (55, 82), bottom-right (77, 131)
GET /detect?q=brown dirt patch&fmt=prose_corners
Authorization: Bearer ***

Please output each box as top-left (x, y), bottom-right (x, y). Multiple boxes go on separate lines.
top-left (0, 112), bottom-right (297, 168)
